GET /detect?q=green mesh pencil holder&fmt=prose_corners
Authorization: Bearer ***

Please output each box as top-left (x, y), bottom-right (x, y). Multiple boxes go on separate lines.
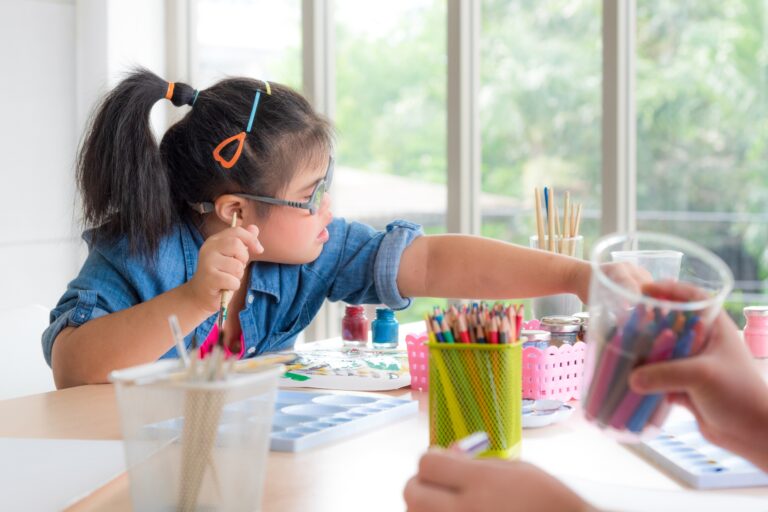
top-left (428, 342), bottom-right (522, 458)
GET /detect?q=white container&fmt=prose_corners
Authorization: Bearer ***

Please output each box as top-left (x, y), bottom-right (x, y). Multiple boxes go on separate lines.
top-left (110, 360), bottom-right (282, 512)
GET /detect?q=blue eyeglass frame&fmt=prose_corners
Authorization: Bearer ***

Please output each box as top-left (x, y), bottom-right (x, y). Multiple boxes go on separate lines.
top-left (190, 156), bottom-right (334, 216)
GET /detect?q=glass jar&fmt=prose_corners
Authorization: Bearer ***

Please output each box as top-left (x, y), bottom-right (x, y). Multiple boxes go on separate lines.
top-left (539, 315), bottom-right (581, 347)
top-left (744, 306), bottom-right (768, 358)
top-left (573, 311), bottom-right (590, 342)
top-left (372, 308), bottom-right (399, 349)
top-left (520, 329), bottom-right (551, 350)
top-left (341, 305), bottom-right (369, 347)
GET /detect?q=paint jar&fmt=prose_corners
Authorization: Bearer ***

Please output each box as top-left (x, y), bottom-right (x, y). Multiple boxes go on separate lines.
top-left (539, 316), bottom-right (581, 347)
top-left (341, 305), bottom-right (369, 348)
top-left (372, 308), bottom-right (399, 349)
top-left (573, 312), bottom-right (590, 342)
top-left (744, 306), bottom-right (768, 358)
top-left (520, 329), bottom-right (551, 350)
top-left (583, 231), bottom-right (733, 441)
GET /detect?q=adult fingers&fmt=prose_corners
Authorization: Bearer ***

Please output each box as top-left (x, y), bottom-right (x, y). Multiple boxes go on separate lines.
top-left (416, 451), bottom-right (475, 490)
top-left (629, 357), bottom-right (706, 394)
top-left (403, 476), bottom-right (459, 512)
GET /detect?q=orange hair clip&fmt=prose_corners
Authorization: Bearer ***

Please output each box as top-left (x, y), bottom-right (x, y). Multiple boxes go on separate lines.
top-left (212, 82), bottom-right (271, 170)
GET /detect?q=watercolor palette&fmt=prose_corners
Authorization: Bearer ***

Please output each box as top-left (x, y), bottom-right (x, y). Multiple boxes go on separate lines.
top-left (267, 390), bottom-right (418, 452)
top-left (142, 390), bottom-right (418, 454)
top-left (631, 420), bottom-right (768, 489)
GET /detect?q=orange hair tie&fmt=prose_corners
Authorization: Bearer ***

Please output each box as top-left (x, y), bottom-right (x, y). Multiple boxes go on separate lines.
top-left (165, 82), bottom-right (175, 100)
top-left (212, 132), bottom-right (246, 169)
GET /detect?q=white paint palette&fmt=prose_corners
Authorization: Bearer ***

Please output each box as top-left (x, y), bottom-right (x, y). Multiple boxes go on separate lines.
top-left (632, 420), bottom-right (768, 489)
top-left (268, 390), bottom-right (418, 452)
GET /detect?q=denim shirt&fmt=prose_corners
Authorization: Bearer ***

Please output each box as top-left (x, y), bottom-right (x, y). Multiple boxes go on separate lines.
top-left (42, 217), bottom-right (423, 367)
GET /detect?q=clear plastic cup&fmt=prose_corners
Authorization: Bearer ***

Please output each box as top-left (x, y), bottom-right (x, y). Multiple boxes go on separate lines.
top-left (110, 360), bottom-right (282, 512)
top-left (583, 232), bottom-right (733, 441)
top-left (529, 235), bottom-right (584, 318)
top-left (610, 250), bottom-right (683, 281)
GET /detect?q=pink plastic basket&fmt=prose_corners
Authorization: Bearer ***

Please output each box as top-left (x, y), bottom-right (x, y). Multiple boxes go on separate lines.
top-left (405, 333), bottom-right (429, 391)
top-left (522, 341), bottom-right (586, 401)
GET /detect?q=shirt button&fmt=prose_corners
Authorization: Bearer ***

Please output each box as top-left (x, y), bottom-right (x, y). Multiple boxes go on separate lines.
top-left (247, 347), bottom-right (256, 355)
top-left (247, 294), bottom-right (254, 304)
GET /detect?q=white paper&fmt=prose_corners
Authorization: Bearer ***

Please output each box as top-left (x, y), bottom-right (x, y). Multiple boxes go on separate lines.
top-left (0, 438), bottom-right (126, 511)
top-left (559, 475), bottom-right (768, 512)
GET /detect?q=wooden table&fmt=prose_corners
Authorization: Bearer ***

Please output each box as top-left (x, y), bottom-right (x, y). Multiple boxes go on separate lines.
top-left (2, 376), bottom-right (768, 510)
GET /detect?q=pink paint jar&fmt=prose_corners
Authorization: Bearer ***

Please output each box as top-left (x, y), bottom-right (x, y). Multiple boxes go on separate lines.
top-left (743, 306), bottom-right (768, 358)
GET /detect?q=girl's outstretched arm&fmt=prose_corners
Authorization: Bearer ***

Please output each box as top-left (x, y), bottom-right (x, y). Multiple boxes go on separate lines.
top-left (397, 234), bottom-right (591, 302)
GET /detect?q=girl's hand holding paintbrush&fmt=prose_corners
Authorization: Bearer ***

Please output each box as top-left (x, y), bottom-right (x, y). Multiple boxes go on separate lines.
top-left (186, 216), bottom-right (264, 315)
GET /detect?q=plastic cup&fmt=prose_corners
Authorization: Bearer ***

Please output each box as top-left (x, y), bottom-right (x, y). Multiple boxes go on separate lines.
top-left (529, 235), bottom-right (584, 318)
top-left (582, 232), bottom-right (733, 441)
top-left (610, 250), bottom-right (683, 281)
top-left (110, 360), bottom-right (282, 512)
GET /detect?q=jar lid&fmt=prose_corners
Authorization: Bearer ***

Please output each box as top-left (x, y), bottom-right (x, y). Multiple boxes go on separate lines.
top-left (520, 329), bottom-right (551, 342)
top-left (345, 305), bottom-right (364, 314)
top-left (572, 311), bottom-right (590, 323)
top-left (744, 306), bottom-right (768, 317)
top-left (539, 315), bottom-right (582, 333)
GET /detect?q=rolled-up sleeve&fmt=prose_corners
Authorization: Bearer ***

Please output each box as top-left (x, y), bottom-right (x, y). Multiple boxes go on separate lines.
top-left (326, 219), bottom-right (423, 310)
top-left (373, 220), bottom-right (423, 309)
top-left (42, 248), bottom-right (138, 367)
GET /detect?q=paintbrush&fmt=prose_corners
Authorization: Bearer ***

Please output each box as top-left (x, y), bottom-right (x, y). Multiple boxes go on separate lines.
top-left (216, 212), bottom-right (239, 351)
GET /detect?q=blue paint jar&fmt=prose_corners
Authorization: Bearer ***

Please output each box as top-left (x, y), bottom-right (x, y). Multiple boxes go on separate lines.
top-left (372, 308), bottom-right (399, 349)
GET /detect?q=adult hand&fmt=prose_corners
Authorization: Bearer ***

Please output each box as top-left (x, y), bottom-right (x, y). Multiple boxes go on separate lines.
top-left (630, 281), bottom-right (768, 472)
top-left (404, 450), bottom-right (591, 512)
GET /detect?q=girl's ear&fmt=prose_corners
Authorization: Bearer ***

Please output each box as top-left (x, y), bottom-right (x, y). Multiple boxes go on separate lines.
top-left (213, 194), bottom-right (248, 226)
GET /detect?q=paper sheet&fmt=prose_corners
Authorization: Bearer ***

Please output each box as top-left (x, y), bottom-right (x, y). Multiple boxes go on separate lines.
top-left (0, 438), bottom-right (126, 511)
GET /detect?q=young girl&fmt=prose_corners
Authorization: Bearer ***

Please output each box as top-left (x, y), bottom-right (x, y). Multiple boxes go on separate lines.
top-left (44, 68), bottom-right (644, 388)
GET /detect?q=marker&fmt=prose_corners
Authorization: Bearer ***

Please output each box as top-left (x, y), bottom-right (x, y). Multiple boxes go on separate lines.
top-left (451, 431), bottom-right (489, 457)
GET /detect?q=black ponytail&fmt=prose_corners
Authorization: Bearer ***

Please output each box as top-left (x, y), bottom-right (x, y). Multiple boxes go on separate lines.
top-left (77, 68), bottom-right (196, 256)
top-left (78, 67), bottom-right (334, 259)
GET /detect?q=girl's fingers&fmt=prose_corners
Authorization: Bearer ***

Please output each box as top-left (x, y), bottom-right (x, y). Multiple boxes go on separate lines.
top-left (641, 281), bottom-right (708, 302)
top-left (213, 256), bottom-right (246, 281)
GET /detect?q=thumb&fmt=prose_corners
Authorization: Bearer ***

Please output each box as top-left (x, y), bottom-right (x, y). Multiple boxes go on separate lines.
top-left (629, 358), bottom-right (703, 394)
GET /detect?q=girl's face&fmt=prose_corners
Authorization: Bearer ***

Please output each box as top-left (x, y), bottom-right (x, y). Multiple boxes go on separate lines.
top-left (246, 157), bottom-right (334, 264)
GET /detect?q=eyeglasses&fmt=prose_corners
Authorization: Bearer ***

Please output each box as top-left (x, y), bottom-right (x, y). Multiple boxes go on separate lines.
top-left (189, 156), bottom-right (334, 216)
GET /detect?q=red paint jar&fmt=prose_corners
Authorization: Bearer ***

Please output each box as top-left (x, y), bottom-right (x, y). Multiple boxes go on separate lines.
top-left (342, 305), bottom-right (369, 347)
top-left (744, 306), bottom-right (768, 358)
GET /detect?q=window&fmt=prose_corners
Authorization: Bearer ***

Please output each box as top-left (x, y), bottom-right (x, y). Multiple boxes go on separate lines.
top-left (480, 0), bottom-right (602, 249)
top-left (334, 0), bottom-right (447, 322)
top-left (636, 1), bottom-right (768, 322)
top-left (190, 0), bottom-right (301, 89)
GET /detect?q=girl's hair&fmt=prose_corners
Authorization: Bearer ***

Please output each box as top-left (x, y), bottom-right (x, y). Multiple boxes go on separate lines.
top-left (77, 67), bottom-right (334, 257)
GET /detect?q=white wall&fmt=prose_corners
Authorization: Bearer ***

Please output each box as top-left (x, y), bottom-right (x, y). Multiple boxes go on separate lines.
top-left (0, 0), bottom-right (80, 311)
top-left (0, 0), bottom-right (169, 312)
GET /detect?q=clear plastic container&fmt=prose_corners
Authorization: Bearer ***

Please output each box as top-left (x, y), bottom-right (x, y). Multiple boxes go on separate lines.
top-left (583, 232), bottom-right (733, 441)
top-left (110, 360), bottom-right (283, 512)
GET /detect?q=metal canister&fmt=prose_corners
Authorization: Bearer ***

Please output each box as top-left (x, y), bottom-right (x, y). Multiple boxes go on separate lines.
top-left (539, 315), bottom-right (582, 347)
top-left (572, 311), bottom-right (589, 342)
top-left (520, 329), bottom-right (551, 350)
